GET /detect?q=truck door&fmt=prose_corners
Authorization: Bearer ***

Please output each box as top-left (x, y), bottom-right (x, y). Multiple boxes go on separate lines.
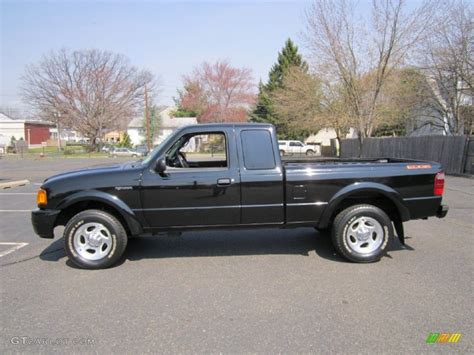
top-left (140, 128), bottom-right (241, 228)
top-left (236, 127), bottom-right (284, 225)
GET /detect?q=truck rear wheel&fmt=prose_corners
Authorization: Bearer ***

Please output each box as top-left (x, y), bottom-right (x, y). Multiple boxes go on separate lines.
top-left (64, 209), bottom-right (128, 269)
top-left (331, 204), bottom-right (393, 263)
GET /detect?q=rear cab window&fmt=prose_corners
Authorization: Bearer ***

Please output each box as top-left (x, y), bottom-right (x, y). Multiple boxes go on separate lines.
top-left (240, 130), bottom-right (276, 170)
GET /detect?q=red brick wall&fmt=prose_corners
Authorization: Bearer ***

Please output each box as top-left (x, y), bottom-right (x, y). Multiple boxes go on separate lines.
top-left (24, 123), bottom-right (51, 144)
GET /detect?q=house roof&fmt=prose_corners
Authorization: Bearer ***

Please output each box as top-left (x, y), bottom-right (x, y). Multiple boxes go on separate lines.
top-left (161, 115), bottom-right (197, 129)
top-left (127, 115), bottom-right (143, 128)
top-left (0, 113), bottom-right (14, 121)
top-left (0, 112), bottom-right (53, 125)
top-left (127, 106), bottom-right (198, 129)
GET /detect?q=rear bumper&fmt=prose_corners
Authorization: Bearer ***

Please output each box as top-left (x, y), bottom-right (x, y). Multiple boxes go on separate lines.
top-left (436, 204), bottom-right (449, 218)
top-left (31, 209), bottom-right (61, 239)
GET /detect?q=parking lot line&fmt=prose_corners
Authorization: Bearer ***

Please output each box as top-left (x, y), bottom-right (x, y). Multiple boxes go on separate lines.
top-left (0, 210), bottom-right (31, 212)
top-left (0, 193), bottom-right (36, 195)
top-left (0, 242), bottom-right (28, 257)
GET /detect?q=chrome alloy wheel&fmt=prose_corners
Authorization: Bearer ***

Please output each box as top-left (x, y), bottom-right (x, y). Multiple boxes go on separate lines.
top-left (73, 222), bottom-right (113, 261)
top-left (344, 216), bottom-right (384, 254)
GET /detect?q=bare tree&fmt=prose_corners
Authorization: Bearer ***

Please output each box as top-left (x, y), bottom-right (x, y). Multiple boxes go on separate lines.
top-left (21, 49), bottom-right (155, 147)
top-left (176, 60), bottom-right (256, 123)
top-left (271, 66), bottom-right (358, 144)
top-left (318, 81), bottom-right (358, 145)
top-left (419, 0), bottom-right (473, 134)
top-left (304, 0), bottom-right (436, 139)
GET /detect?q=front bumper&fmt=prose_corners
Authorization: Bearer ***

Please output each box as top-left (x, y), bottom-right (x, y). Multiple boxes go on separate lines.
top-left (436, 204), bottom-right (449, 218)
top-left (31, 209), bottom-right (61, 239)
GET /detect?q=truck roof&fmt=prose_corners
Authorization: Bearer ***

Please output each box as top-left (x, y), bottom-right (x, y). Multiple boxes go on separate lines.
top-left (180, 122), bottom-right (274, 130)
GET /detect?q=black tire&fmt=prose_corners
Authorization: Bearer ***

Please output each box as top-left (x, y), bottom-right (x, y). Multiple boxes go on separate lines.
top-left (306, 149), bottom-right (315, 156)
top-left (331, 204), bottom-right (393, 263)
top-left (279, 150), bottom-right (285, 156)
top-left (64, 209), bottom-right (128, 269)
top-left (132, 154), bottom-right (137, 158)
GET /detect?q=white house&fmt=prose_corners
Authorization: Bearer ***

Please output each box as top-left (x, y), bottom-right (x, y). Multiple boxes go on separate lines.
top-left (127, 106), bottom-right (197, 146)
top-left (0, 113), bottom-right (26, 141)
top-left (305, 127), bottom-right (357, 146)
top-left (49, 128), bottom-right (88, 143)
top-left (126, 115), bottom-right (144, 146)
top-left (0, 113), bottom-right (54, 148)
top-left (156, 107), bottom-right (197, 143)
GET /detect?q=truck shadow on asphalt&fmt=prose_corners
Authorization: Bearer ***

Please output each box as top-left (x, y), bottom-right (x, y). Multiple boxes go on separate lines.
top-left (39, 228), bottom-right (414, 267)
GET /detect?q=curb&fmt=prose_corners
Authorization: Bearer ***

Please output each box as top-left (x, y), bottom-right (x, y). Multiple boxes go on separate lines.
top-left (0, 179), bottom-right (30, 190)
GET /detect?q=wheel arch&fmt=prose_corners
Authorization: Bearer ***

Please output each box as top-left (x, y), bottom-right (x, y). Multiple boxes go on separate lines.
top-left (318, 182), bottom-right (409, 229)
top-left (55, 190), bottom-right (143, 236)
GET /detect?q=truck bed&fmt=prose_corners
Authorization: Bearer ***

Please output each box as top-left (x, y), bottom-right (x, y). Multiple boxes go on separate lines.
top-left (281, 156), bottom-right (442, 227)
top-left (282, 157), bottom-right (423, 166)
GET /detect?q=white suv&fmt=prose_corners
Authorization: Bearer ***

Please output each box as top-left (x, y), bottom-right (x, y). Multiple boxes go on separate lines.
top-left (278, 140), bottom-right (317, 156)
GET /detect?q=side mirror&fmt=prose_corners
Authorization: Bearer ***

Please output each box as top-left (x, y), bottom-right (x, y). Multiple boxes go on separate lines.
top-left (155, 157), bottom-right (167, 175)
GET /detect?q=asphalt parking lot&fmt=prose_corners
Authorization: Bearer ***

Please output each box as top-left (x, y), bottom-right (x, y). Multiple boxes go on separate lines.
top-left (0, 157), bottom-right (472, 353)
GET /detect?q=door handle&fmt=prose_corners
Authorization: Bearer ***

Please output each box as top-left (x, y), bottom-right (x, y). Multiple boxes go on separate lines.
top-left (217, 178), bottom-right (232, 186)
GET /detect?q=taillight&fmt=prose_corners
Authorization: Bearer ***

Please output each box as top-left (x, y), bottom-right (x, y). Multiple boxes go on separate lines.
top-left (37, 188), bottom-right (48, 207)
top-left (434, 172), bottom-right (445, 196)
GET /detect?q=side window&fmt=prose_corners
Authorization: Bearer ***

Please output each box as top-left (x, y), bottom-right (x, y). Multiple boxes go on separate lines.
top-left (166, 132), bottom-right (228, 168)
top-left (241, 130), bottom-right (276, 170)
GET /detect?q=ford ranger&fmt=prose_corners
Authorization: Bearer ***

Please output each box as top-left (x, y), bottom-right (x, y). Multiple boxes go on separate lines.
top-left (31, 123), bottom-right (448, 269)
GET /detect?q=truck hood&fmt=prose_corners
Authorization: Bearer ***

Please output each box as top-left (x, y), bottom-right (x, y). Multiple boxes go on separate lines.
top-left (43, 161), bottom-right (142, 186)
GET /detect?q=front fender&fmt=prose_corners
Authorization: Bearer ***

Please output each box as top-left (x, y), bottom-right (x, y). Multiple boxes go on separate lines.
top-left (56, 190), bottom-right (143, 236)
top-left (318, 182), bottom-right (410, 229)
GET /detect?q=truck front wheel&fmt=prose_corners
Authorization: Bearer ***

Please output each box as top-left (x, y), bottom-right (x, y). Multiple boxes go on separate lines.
top-left (331, 204), bottom-right (393, 263)
top-left (64, 209), bottom-right (128, 269)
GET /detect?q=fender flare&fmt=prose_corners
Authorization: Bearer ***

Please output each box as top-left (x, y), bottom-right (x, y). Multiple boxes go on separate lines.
top-left (56, 190), bottom-right (143, 236)
top-left (318, 182), bottom-right (410, 229)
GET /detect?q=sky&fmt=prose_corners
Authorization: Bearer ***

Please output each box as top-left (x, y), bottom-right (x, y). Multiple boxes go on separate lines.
top-left (1, 0), bottom-right (319, 112)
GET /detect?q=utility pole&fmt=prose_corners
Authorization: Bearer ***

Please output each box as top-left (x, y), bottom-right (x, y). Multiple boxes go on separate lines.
top-left (54, 112), bottom-right (61, 152)
top-left (145, 85), bottom-right (151, 150)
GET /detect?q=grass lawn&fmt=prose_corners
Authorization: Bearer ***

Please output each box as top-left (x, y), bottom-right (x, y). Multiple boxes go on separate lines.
top-left (18, 146), bottom-right (110, 159)
top-left (27, 146), bottom-right (60, 153)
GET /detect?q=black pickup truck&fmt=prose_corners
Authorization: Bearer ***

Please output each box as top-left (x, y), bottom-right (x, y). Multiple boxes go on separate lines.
top-left (32, 123), bottom-right (448, 269)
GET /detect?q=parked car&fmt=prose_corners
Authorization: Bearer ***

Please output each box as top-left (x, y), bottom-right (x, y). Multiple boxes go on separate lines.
top-left (109, 147), bottom-right (138, 158)
top-left (278, 140), bottom-right (317, 156)
top-left (101, 145), bottom-right (114, 153)
top-left (135, 145), bottom-right (149, 157)
top-left (32, 123), bottom-right (448, 269)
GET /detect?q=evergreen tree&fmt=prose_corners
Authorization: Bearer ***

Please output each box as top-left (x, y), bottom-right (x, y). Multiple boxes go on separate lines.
top-left (267, 39), bottom-right (308, 91)
top-left (142, 104), bottom-right (163, 145)
top-left (250, 81), bottom-right (274, 123)
top-left (119, 132), bottom-right (132, 148)
top-left (250, 38), bottom-right (308, 137)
